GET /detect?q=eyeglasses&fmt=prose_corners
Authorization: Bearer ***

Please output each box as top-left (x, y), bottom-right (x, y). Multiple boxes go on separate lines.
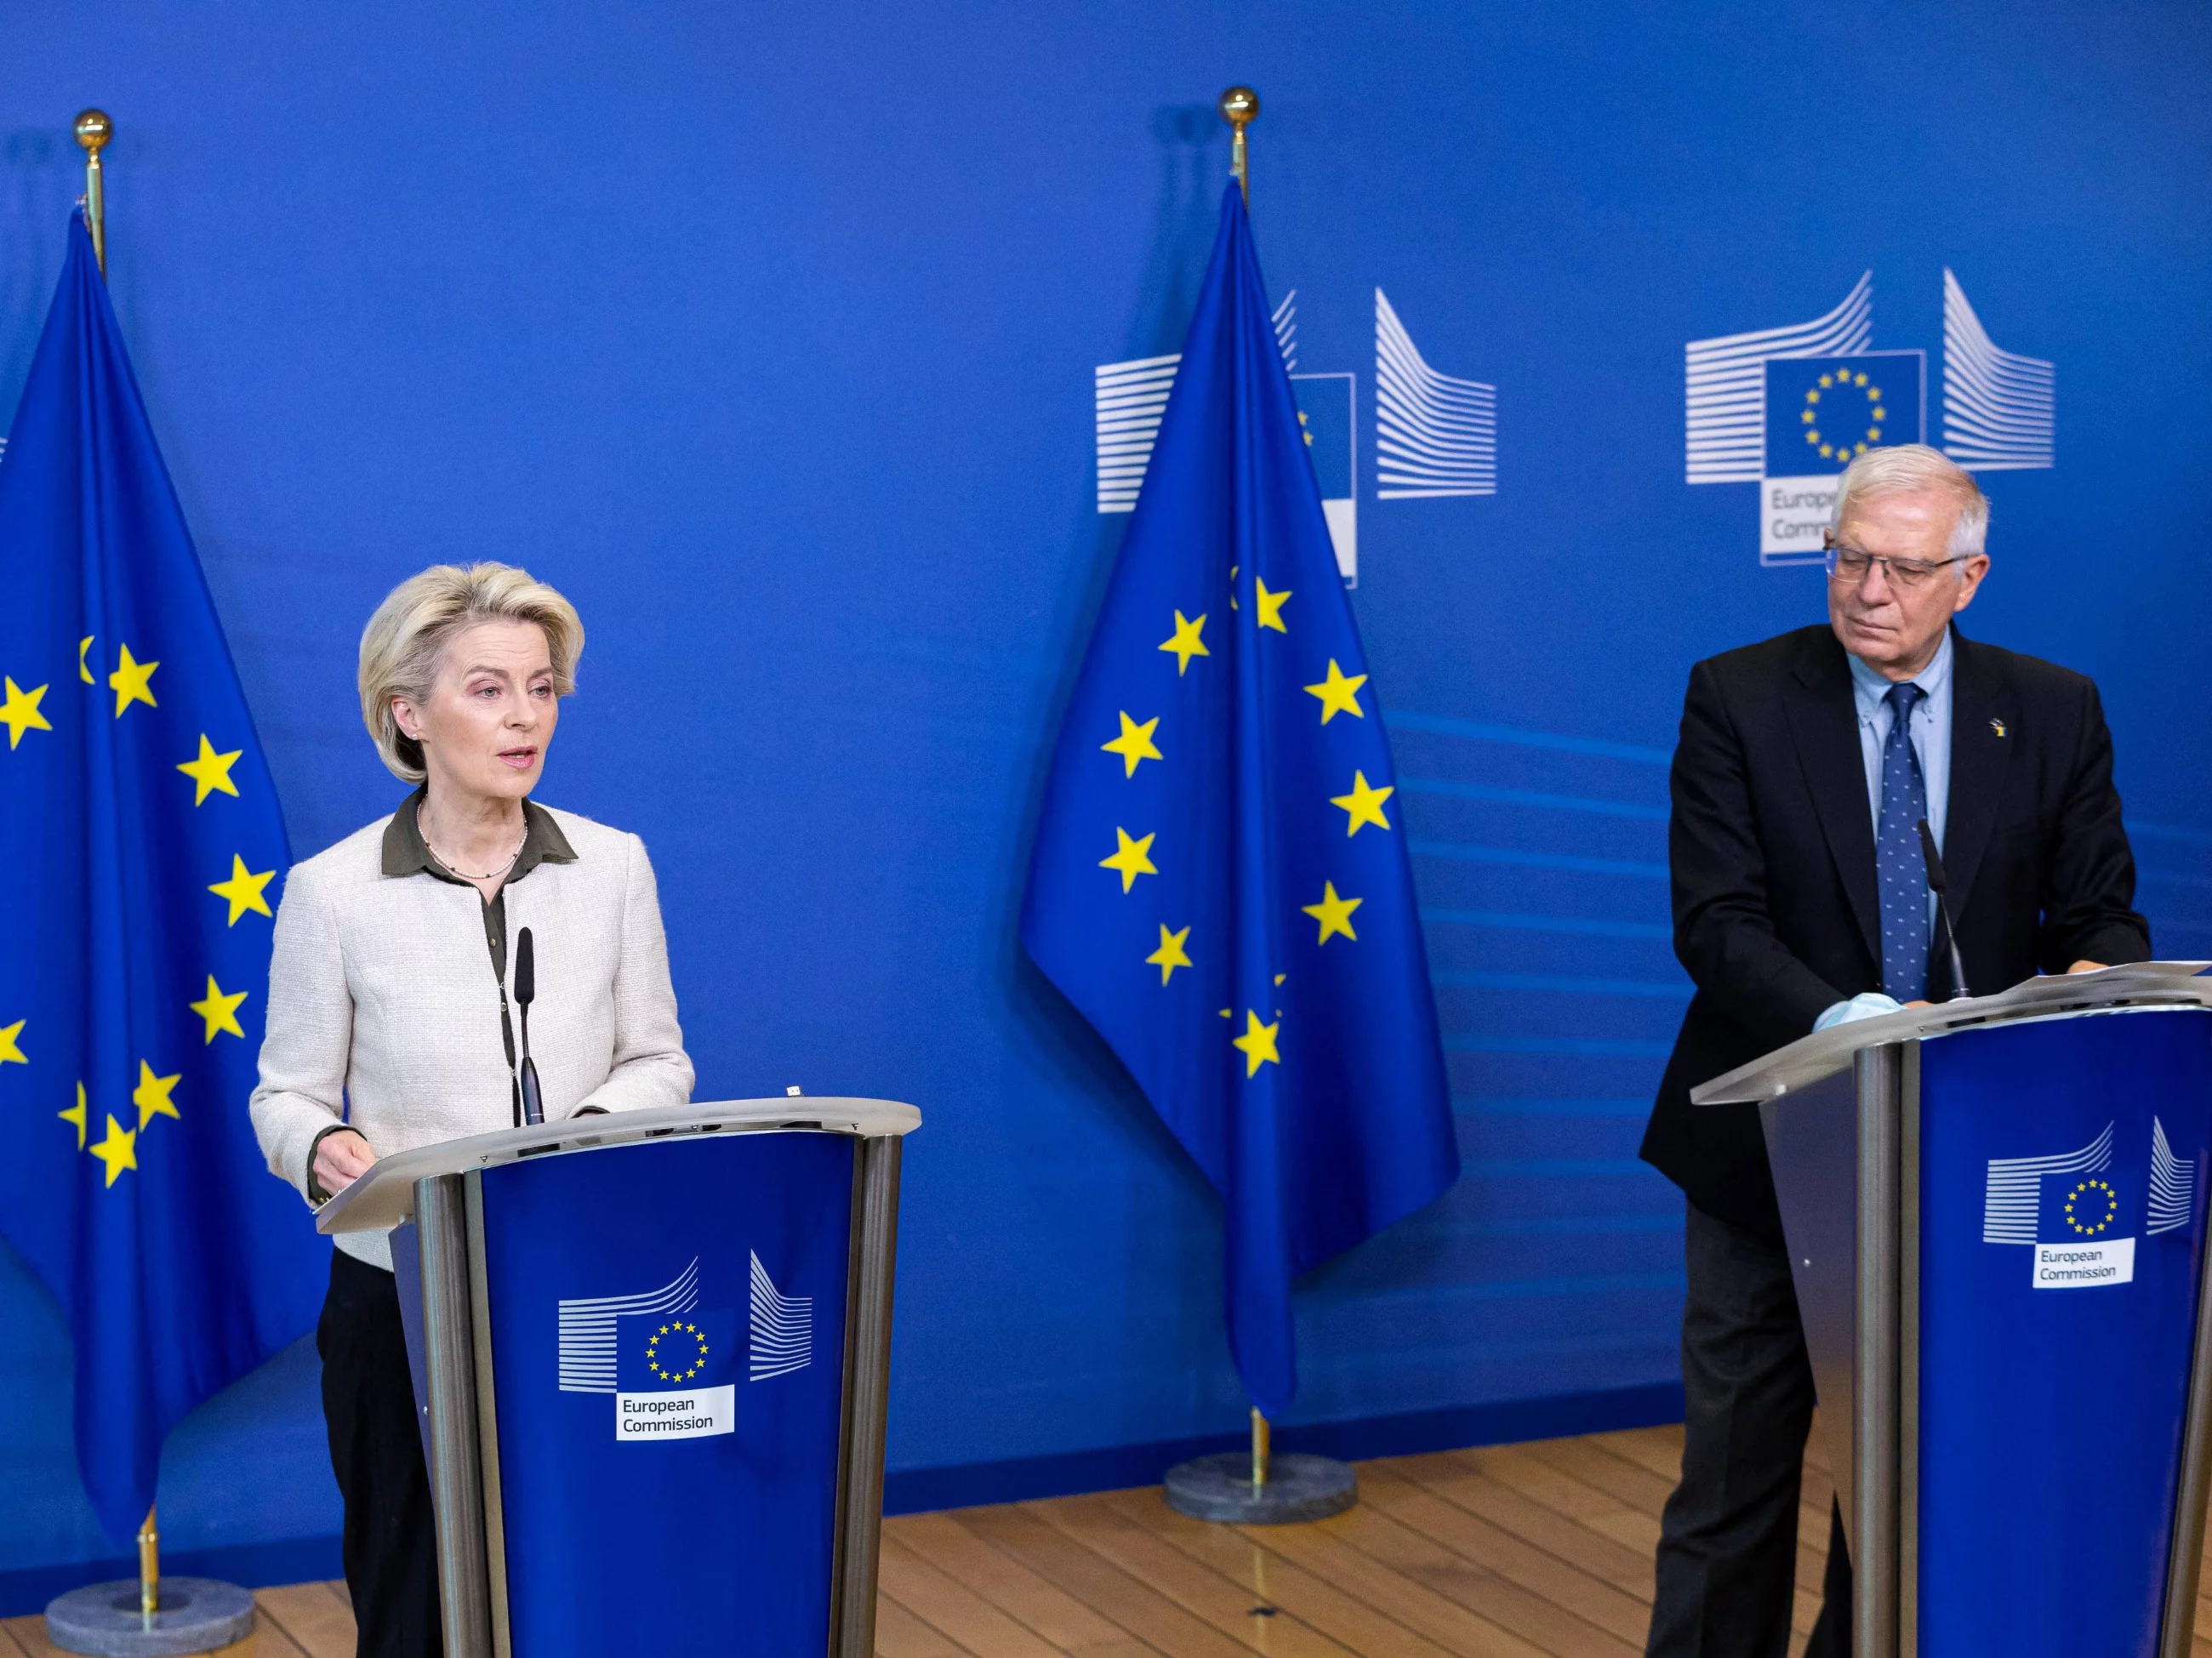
top-left (1822, 535), bottom-right (1967, 590)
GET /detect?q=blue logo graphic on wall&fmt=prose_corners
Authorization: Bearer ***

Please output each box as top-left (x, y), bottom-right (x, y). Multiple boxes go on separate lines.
top-left (1093, 285), bottom-right (1498, 586)
top-left (1685, 270), bottom-right (2055, 566)
top-left (1758, 351), bottom-right (1926, 563)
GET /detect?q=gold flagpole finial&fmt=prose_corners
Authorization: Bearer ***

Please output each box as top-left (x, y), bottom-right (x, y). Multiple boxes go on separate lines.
top-left (1217, 86), bottom-right (1258, 205)
top-left (74, 108), bottom-right (112, 278)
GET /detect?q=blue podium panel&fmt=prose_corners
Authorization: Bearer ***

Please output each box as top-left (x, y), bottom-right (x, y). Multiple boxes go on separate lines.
top-left (1921, 1011), bottom-right (2212, 1657)
top-left (477, 1131), bottom-right (857, 1658)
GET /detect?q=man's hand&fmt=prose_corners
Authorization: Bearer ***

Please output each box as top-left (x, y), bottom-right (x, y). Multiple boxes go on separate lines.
top-left (314, 1128), bottom-right (376, 1197)
top-left (2068, 960), bottom-right (2108, 974)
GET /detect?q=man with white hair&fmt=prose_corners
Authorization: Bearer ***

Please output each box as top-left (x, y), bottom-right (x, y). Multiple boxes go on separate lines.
top-left (1639, 444), bottom-right (2150, 1655)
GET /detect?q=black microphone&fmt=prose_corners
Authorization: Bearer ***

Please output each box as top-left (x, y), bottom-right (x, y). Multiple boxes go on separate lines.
top-left (1916, 819), bottom-right (1971, 1001)
top-left (515, 926), bottom-right (544, 1126)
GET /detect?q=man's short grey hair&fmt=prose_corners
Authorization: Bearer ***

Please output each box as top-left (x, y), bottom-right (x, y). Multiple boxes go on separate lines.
top-left (1833, 443), bottom-right (1989, 561)
top-left (358, 562), bottom-right (584, 783)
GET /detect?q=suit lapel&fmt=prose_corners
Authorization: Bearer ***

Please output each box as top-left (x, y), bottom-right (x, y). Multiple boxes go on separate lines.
top-left (1943, 629), bottom-right (2012, 914)
top-left (1783, 630), bottom-right (1882, 967)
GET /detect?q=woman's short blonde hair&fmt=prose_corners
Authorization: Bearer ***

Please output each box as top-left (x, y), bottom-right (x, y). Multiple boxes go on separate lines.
top-left (357, 563), bottom-right (584, 783)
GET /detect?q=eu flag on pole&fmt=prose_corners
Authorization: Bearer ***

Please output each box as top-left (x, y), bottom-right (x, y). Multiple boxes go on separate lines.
top-left (0, 216), bottom-right (327, 1541)
top-left (1022, 185), bottom-right (1458, 1416)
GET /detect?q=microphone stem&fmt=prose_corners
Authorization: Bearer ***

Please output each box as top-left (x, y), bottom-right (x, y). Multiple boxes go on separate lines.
top-left (1939, 901), bottom-right (1970, 1000)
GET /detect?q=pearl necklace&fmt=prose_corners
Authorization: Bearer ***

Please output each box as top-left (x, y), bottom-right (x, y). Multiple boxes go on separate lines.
top-left (419, 807), bottom-right (527, 881)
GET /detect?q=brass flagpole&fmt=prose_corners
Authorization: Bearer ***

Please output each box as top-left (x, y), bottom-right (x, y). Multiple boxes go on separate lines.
top-left (1160, 85), bottom-right (1355, 1530)
top-left (1217, 86), bottom-right (1257, 206)
top-left (136, 1508), bottom-right (158, 1624)
top-left (1221, 80), bottom-right (1268, 1497)
top-left (39, 101), bottom-right (256, 1658)
top-left (83, 108), bottom-right (143, 1615)
top-left (73, 109), bottom-right (111, 278)
top-left (80, 111), bottom-right (144, 1621)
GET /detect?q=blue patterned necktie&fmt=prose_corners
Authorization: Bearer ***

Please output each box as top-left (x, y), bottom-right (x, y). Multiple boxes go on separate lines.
top-left (1876, 681), bottom-right (1930, 1000)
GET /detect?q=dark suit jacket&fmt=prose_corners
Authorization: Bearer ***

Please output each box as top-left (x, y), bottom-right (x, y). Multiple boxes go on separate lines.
top-left (1639, 623), bottom-right (2152, 1240)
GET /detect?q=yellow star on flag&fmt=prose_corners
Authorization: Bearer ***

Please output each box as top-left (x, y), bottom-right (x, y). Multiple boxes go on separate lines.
top-left (1146, 923), bottom-right (1193, 985)
top-left (61, 1081), bottom-right (87, 1150)
top-left (1099, 827), bottom-right (1158, 893)
top-left (107, 644), bottom-right (159, 717)
top-left (1, 678), bottom-right (53, 749)
top-left (210, 854), bottom-right (277, 925)
top-left (1303, 659), bottom-right (1367, 723)
top-left (133, 1060), bottom-right (182, 1132)
top-left (1253, 577), bottom-right (1291, 633)
top-left (1101, 711), bottom-right (1163, 778)
top-left (1231, 1009), bottom-right (1281, 1078)
top-left (1330, 771), bottom-right (1395, 836)
top-left (91, 1114), bottom-right (137, 1188)
top-left (77, 636), bottom-right (95, 684)
top-left (178, 734), bottom-right (244, 805)
top-left (1159, 611), bottom-right (1210, 675)
top-left (0, 1018), bottom-right (24, 1065)
top-left (1301, 882), bottom-right (1363, 944)
top-left (190, 976), bottom-right (250, 1043)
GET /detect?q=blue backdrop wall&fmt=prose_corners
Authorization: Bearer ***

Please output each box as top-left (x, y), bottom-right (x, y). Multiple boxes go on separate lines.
top-left (5, 0), bottom-right (2212, 1599)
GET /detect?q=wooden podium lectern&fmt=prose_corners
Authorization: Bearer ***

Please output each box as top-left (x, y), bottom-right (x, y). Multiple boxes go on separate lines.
top-left (316, 1097), bottom-right (921, 1658)
top-left (1696, 964), bottom-right (2212, 1658)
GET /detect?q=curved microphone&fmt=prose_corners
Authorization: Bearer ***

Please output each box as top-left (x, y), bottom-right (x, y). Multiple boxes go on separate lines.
top-left (516, 926), bottom-right (544, 1125)
top-left (1916, 819), bottom-right (1971, 1002)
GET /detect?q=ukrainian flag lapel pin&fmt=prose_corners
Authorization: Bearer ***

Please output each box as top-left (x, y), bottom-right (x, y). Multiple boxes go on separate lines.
top-left (1990, 717), bottom-right (2007, 738)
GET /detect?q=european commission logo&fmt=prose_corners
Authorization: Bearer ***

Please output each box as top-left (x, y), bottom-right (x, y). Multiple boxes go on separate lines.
top-left (1980, 1120), bottom-right (2196, 1291)
top-left (554, 1253), bottom-right (816, 1442)
top-left (1685, 271), bottom-right (2055, 565)
top-left (1094, 288), bottom-right (1497, 586)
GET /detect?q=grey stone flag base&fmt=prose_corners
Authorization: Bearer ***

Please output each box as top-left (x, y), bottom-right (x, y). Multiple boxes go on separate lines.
top-left (44, 1578), bottom-right (255, 1656)
top-left (1163, 1450), bottom-right (1358, 1524)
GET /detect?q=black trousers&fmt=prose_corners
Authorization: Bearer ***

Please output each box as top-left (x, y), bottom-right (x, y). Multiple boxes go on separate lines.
top-left (318, 1249), bottom-right (444, 1658)
top-left (1646, 1202), bottom-right (1851, 1658)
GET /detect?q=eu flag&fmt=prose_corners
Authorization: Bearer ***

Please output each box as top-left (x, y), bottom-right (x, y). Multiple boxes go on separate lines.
top-left (0, 217), bottom-right (328, 1541)
top-left (1022, 186), bottom-right (1458, 1415)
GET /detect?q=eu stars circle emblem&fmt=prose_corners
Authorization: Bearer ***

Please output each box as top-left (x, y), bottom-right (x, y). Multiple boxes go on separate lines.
top-left (647, 1320), bottom-right (710, 1383)
top-left (2064, 1177), bottom-right (2118, 1237)
top-left (1799, 370), bottom-right (1887, 464)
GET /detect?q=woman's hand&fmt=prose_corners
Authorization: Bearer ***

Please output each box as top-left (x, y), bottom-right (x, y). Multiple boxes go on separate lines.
top-left (314, 1128), bottom-right (377, 1197)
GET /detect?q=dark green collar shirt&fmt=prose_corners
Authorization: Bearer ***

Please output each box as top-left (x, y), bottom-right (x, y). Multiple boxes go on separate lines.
top-left (380, 784), bottom-right (577, 983)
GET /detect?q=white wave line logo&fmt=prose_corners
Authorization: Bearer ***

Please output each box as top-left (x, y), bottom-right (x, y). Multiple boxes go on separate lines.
top-left (1094, 354), bottom-right (1178, 514)
top-left (556, 1258), bottom-right (698, 1393)
top-left (2150, 1117), bottom-right (2195, 1235)
top-left (1374, 289), bottom-right (1495, 499)
top-left (1092, 291), bottom-right (1299, 516)
top-left (1941, 270), bottom-right (2053, 472)
top-left (1684, 273), bottom-right (1872, 484)
top-left (749, 1251), bottom-right (812, 1381)
top-left (1983, 1122), bottom-right (2112, 1244)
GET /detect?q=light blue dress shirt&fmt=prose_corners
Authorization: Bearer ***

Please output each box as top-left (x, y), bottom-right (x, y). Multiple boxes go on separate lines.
top-left (1848, 627), bottom-right (1953, 858)
top-left (1815, 630), bottom-right (1954, 1030)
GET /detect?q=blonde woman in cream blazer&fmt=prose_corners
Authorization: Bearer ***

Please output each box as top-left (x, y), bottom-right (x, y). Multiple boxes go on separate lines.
top-left (251, 563), bottom-right (691, 1658)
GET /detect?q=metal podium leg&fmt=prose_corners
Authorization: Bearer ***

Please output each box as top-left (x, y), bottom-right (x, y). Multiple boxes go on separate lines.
top-left (418, 1173), bottom-right (494, 1658)
top-left (1855, 1045), bottom-right (1902, 1658)
top-left (830, 1137), bottom-right (904, 1658)
top-left (2158, 1209), bottom-right (2212, 1656)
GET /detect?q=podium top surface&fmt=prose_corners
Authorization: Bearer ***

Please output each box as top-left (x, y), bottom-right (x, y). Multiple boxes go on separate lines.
top-left (1690, 962), bottom-right (2212, 1107)
top-left (315, 1096), bottom-right (921, 1234)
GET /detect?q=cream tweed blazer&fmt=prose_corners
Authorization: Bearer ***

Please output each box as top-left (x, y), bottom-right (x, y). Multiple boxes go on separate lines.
top-left (250, 803), bottom-right (694, 1268)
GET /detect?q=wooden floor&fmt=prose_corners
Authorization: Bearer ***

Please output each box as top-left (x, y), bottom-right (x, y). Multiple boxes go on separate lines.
top-left (5, 1422), bottom-right (2209, 1657)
